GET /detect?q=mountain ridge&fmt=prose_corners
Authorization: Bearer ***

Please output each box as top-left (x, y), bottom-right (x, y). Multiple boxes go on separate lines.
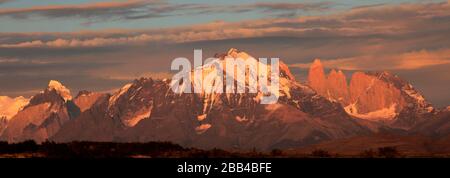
top-left (0, 49), bottom-right (448, 151)
top-left (308, 59), bottom-right (437, 130)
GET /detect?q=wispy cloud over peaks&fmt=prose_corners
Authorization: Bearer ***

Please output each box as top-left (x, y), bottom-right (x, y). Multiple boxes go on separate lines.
top-left (0, 0), bottom-right (166, 20)
top-left (290, 49), bottom-right (450, 71)
top-left (0, 0), bottom-right (13, 5)
top-left (0, 0), bottom-right (334, 22)
top-left (1, 1), bottom-right (449, 48)
top-left (0, 34), bottom-right (156, 48)
top-left (238, 2), bottom-right (333, 17)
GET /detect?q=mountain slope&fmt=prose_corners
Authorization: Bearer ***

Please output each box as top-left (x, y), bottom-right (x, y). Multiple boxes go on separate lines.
top-left (73, 90), bottom-right (108, 112)
top-left (0, 96), bottom-right (29, 120)
top-left (0, 80), bottom-right (79, 142)
top-left (53, 49), bottom-right (370, 150)
top-left (411, 108), bottom-right (450, 137)
top-left (308, 59), bottom-right (435, 130)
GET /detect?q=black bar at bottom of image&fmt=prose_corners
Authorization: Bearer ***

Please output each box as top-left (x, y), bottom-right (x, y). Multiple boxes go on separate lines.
top-left (0, 158), bottom-right (448, 177)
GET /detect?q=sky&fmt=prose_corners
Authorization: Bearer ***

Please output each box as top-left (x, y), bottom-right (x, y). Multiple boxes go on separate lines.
top-left (0, 0), bottom-right (449, 107)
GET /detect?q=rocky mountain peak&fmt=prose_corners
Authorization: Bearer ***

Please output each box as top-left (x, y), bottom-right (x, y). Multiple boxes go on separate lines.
top-left (74, 90), bottom-right (107, 112)
top-left (47, 80), bottom-right (72, 101)
top-left (308, 59), bottom-right (327, 95)
top-left (0, 96), bottom-right (30, 120)
top-left (307, 62), bottom-right (434, 129)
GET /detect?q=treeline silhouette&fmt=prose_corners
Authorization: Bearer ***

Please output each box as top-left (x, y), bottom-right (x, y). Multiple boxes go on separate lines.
top-left (0, 140), bottom-right (262, 158)
top-left (0, 140), bottom-right (406, 158)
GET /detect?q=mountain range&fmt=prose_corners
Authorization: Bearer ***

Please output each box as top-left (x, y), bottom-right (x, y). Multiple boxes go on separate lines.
top-left (0, 48), bottom-right (448, 152)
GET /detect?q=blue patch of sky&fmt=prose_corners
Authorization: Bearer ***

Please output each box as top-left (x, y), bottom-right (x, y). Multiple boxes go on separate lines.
top-left (0, 0), bottom-right (444, 32)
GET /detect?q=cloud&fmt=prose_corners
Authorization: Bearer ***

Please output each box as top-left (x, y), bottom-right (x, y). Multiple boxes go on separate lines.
top-left (102, 71), bottom-right (173, 80)
top-left (0, 0), bottom-right (180, 20)
top-left (0, 57), bottom-right (19, 63)
top-left (0, 0), bottom-right (334, 22)
top-left (290, 48), bottom-right (450, 70)
top-left (0, 0), bottom-right (13, 4)
top-left (0, 1), bottom-right (449, 49)
top-left (236, 2), bottom-right (333, 17)
top-left (184, 2), bottom-right (334, 18)
top-left (250, 2), bottom-right (332, 11)
top-left (0, 34), bottom-right (157, 48)
top-left (0, 0), bottom-right (14, 4)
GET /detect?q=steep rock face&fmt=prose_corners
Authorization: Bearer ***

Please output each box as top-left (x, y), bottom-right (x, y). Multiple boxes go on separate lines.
top-left (47, 80), bottom-right (72, 102)
top-left (54, 77), bottom-right (369, 150)
top-left (347, 72), bottom-right (406, 118)
top-left (53, 49), bottom-right (369, 150)
top-left (411, 108), bottom-right (450, 137)
top-left (347, 71), bottom-right (435, 129)
top-left (73, 91), bottom-right (107, 112)
top-left (327, 69), bottom-right (349, 104)
top-left (307, 60), bottom-right (434, 130)
top-left (0, 117), bottom-right (7, 136)
top-left (107, 79), bottom-right (167, 128)
top-left (308, 60), bottom-right (349, 104)
top-left (308, 59), bottom-right (327, 96)
top-left (0, 80), bottom-right (79, 142)
top-left (51, 94), bottom-right (120, 142)
top-left (0, 96), bottom-right (29, 120)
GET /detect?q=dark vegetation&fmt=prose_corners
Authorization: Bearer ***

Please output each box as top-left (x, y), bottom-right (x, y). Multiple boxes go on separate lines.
top-left (0, 140), bottom-right (266, 158)
top-left (359, 147), bottom-right (402, 158)
top-left (311, 149), bottom-right (331, 158)
top-left (377, 147), bottom-right (401, 158)
top-left (0, 141), bottom-right (415, 158)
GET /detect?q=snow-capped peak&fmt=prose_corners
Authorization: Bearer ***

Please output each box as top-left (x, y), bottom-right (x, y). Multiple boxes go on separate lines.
top-left (227, 48), bottom-right (239, 55)
top-left (226, 48), bottom-right (250, 59)
top-left (47, 80), bottom-right (72, 101)
top-left (170, 48), bottom-right (297, 120)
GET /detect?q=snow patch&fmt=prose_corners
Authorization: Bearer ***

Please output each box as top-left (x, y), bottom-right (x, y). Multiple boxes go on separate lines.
top-left (279, 78), bottom-right (291, 99)
top-left (402, 84), bottom-right (434, 112)
top-left (171, 48), bottom-right (292, 105)
top-left (197, 114), bottom-right (207, 121)
top-left (235, 115), bottom-right (248, 122)
top-left (195, 124), bottom-right (212, 134)
top-left (345, 103), bottom-right (398, 121)
top-left (48, 80), bottom-right (72, 101)
top-left (78, 93), bottom-right (92, 97)
top-left (109, 83), bottom-right (132, 108)
top-left (123, 107), bottom-right (152, 127)
top-left (403, 85), bottom-right (426, 104)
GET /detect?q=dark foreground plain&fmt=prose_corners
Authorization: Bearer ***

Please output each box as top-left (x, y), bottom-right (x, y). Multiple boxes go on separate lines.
top-left (1, 134), bottom-right (450, 158)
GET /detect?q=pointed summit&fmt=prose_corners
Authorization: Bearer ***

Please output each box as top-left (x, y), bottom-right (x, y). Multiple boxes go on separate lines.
top-left (227, 48), bottom-right (239, 55)
top-left (226, 48), bottom-right (250, 59)
top-left (47, 80), bottom-right (72, 101)
top-left (73, 90), bottom-right (107, 112)
top-left (226, 48), bottom-right (295, 81)
top-left (327, 69), bottom-right (349, 104)
top-left (308, 59), bottom-right (327, 95)
top-left (329, 69), bottom-right (337, 76)
top-left (311, 59), bottom-right (323, 68)
top-left (1, 80), bottom-right (77, 142)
